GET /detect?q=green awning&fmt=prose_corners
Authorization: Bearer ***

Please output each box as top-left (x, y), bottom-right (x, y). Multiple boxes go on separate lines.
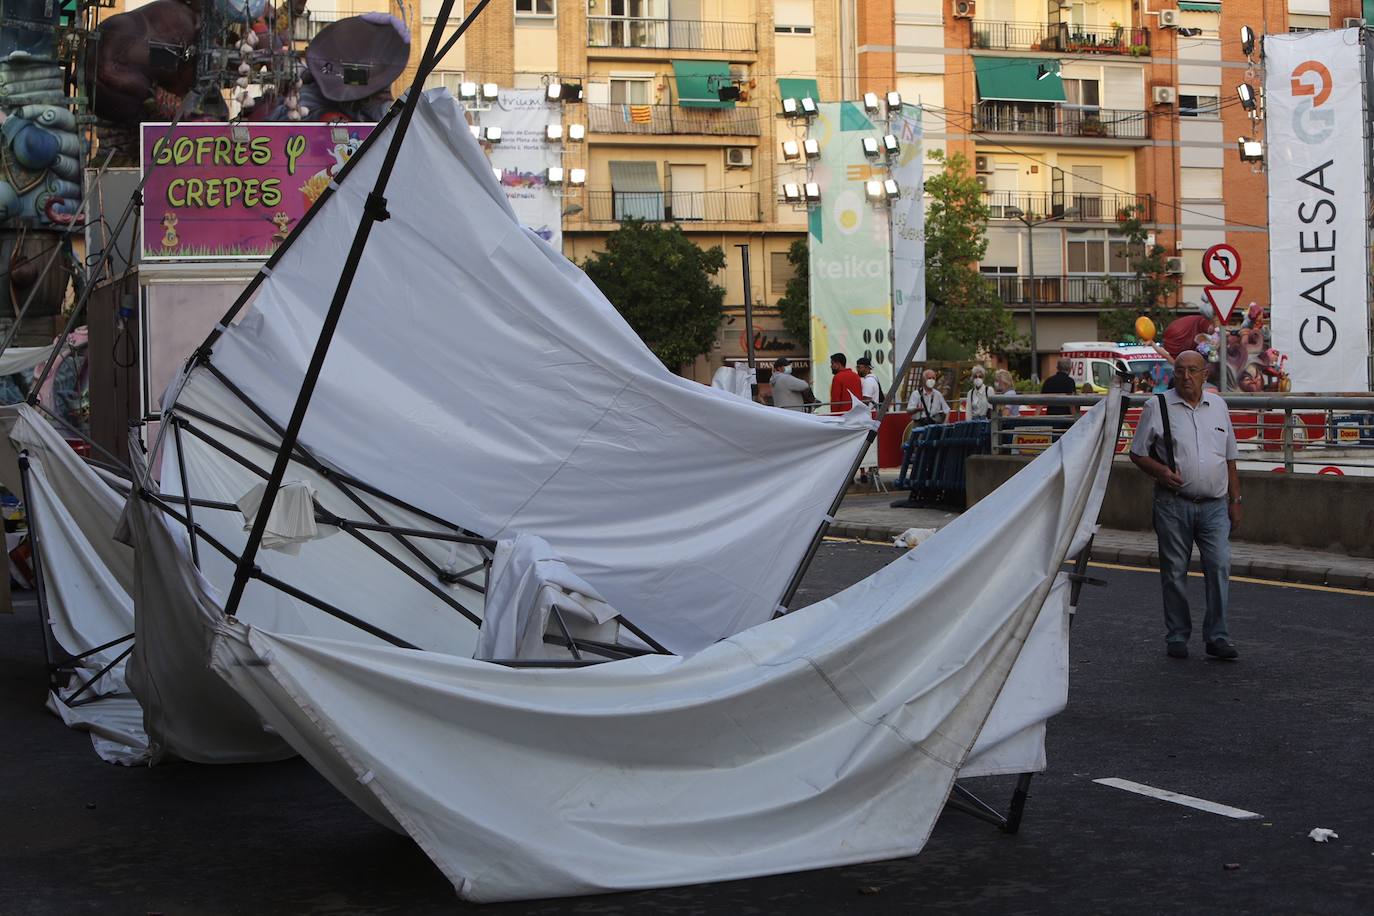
top-left (974, 56), bottom-right (1066, 103)
top-left (1366, 0), bottom-right (1374, 22)
top-left (1179, 2), bottom-right (1219, 10)
top-left (672, 60), bottom-right (735, 109)
top-left (777, 78), bottom-right (820, 104)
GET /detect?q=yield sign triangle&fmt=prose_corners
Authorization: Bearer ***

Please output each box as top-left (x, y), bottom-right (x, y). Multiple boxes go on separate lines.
top-left (1202, 286), bottom-right (1242, 323)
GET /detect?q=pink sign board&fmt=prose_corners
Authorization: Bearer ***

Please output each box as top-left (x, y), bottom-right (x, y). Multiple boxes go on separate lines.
top-left (140, 122), bottom-right (375, 260)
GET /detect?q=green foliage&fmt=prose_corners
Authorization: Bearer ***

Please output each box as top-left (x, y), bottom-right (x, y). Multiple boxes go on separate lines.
top-left (924, 149), bottom-right (1021, 356)
top-left (1100, 204), bottom-right (1179, 339)
top-left (582, 220), bottom-right (727, 372)
top-left (775, 238), bottom-right (811, 347)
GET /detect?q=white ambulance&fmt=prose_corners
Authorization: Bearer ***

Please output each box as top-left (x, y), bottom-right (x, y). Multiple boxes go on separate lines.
top-left (1059, 341), bottom-right (1174, 393)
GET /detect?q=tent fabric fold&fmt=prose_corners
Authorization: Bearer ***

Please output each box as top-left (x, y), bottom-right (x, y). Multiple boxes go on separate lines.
top-left (205, 390), bottom-right (1119, 901)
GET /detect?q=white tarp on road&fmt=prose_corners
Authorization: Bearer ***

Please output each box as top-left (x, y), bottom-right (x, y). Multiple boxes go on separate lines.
top-left (206, 390), bottom-right (1118, 901)
top-left (0, 404), bottom-right (149, 764)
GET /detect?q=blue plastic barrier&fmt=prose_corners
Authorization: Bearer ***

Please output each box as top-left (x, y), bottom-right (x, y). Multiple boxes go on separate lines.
top-left (895, 420), bottom-right (990, 507)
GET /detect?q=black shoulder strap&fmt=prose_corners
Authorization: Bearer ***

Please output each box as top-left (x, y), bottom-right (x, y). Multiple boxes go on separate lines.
top-left (1156, 393), bottom-right (1176, 472)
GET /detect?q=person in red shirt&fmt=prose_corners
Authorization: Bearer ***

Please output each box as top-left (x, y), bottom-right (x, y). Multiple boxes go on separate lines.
top-left (828, 352), bottom-right (863, 413)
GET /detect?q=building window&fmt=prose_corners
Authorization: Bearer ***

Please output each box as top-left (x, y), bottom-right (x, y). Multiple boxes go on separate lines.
top-left (516, 0), bottom-right (555, 16)
top-left (1179, 94), bottom-right (1220, 117)
top-left (423, 71), bottom-right (464, 94)
top-left (770, 251), bottom-right (796, 295)
top-left (1068, 232), bottom-right (1136, 274)
top-left (609, 76), bottom-right (653, 104)
top-left (775, 25), bottom-right (814, 34)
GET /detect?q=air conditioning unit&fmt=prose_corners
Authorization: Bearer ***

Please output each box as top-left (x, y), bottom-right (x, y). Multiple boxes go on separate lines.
top-left (1165, 256), bottom-right (1185, 274)
top-left (1344, 17), bottom-right (1366, 28)
top-left (1158, 9), bottom-right (1181, 28)
top-left (975, 175), bottom-right (989, 190)
top-left (1152, 85), bottom-right (1178, 105)
top-left (726, 147), bottom-right (753, 168)
top-left (953, 0), bottom-right (976, 19)
top-left (975, 154), bottom-right (991, 173)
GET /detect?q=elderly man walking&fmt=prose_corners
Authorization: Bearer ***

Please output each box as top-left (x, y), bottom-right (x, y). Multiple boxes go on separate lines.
top-left (1129, 350), bottom-right (1243, 660)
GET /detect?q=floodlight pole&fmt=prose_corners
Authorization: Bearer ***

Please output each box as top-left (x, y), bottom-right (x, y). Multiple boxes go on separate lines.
top-left (774, 303), bottom-right (938, 614)
top-left (736, 243), bottom-right (758, 399)
top-left (222, 0), bottom-right (486, 619)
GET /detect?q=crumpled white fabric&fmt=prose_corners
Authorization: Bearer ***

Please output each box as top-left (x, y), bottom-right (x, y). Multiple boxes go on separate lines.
top-left (477, 533), bottom-right (618, 660)
top-left (206, 389), bottom-right (1120, 902)
top-left (236, 479), bottom-right (326, 555)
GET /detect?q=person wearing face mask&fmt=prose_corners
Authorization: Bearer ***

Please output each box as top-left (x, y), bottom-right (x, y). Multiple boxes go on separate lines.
top-left (855, 356), bottom-right (883, 406)
top-left (768, 357), bottom-right (812, 410)
top-left (906, 368), bottom-right (949, 426)
top-left (965, 366), bottom-right (992, 420)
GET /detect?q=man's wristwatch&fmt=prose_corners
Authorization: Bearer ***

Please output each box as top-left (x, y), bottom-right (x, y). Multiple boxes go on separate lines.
top-left (1228, 495), bottom-right (1242, 504)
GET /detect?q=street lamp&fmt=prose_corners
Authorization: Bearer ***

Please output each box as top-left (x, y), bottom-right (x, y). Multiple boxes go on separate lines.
top-left (1005, 205), bottom-right (1076, 382)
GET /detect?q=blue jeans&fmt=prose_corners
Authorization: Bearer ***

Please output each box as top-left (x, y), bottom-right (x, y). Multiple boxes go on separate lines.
top-left (1152, 491), bottom-right (1231, 645)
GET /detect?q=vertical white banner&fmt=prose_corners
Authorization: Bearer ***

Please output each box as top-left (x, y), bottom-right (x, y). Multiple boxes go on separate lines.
top-left (486, 90), bottom-right (563, 250)
top-left (889, 106), bottom-right (926, 366)
top-left (1265, 29), bottom-right (1372, 392)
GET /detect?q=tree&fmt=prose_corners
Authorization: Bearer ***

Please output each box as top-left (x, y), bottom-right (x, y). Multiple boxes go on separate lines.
top-left (1099, 204), bottom-right (1180, 341)
top-left (774, 238), bottom-right (810, 346)
top-left (582, 219), bottom-right (727, 372)
top-left (923, 150), bottom-right (1020, 356)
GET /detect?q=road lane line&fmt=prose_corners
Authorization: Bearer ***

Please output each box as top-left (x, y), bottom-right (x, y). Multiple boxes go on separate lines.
top-left (1093, 778), bottom-right (1263, 820)
top-left (1087, 561), bottom-right (1374, 597)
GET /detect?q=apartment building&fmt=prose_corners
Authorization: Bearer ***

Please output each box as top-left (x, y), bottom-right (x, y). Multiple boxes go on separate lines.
top-left (856, 0), bottom-right (1366, 380)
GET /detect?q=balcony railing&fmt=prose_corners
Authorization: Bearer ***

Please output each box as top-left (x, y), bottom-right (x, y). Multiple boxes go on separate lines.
top-left (584, 190), bottom-right (761, 223)
top-left (983, 190), bottom-right (1152, 222)
top-left (587, 17), bottom-right (757, 52)
top-left (974, 103), bottom-right (1151, 141)
top-left (586, 103), bottom-right (762, 136)
top-left (970, 20), bottom-right (1150, 55)
top-left (984, 274), bottom-right (1145, 306)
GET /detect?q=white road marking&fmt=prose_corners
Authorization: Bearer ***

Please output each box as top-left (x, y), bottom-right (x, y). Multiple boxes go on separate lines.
top-left (1093, 778), bottom-right (1263, 820)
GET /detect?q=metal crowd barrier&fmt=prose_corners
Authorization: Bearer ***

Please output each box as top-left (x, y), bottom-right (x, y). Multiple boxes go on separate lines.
top-left (988, 393), bottom-right (1374, 475)
top-left (894, 419), bottom-right (991, 507)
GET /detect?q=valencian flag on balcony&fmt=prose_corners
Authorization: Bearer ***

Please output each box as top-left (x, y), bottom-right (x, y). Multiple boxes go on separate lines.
top-left (628, 105), bottom-right (653, 123)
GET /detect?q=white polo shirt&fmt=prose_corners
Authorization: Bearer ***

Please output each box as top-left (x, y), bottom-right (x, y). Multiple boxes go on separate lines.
top-left (1130, 389), bottom-right (1238, 499)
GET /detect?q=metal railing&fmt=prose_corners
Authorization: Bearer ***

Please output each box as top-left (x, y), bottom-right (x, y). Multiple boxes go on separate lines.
top-left (584, 190), bottom-right (761, 223)
top-left (983, 190), bottom-right (1152, 223)
top-left (971, 20), bottom-right (1150, 55)
top-left (982, 274), bottom-right (1144, 305)
top-left (587, 16), bottom-right (757, 52)
top-left (974, 103), bottom-right (1151, 140)
top-left (586, 103), bottom-right (763, 136)
top-left (985, 393), bottom-right (1374, 474)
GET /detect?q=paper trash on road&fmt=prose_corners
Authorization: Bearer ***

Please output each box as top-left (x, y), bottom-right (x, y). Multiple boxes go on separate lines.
top-left (894, 527), bottom-right (937, 549)
top-left (1308, 828), bottom-right (1339, 843)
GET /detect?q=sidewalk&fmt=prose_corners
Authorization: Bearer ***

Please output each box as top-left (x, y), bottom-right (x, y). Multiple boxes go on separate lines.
top-left (831, 490), bottom-right (1374, 591)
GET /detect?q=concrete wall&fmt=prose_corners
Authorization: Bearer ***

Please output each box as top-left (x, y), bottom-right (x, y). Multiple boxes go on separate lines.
top-left (966, 455), bottom-right (1374, 558)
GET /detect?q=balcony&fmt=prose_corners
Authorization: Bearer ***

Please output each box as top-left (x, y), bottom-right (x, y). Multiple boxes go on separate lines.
top-left (584, 190), bottom-right (761, 223)
top-left (984, 274), bottom-right (1145, 306)
top-left (970, 20), bottom-right (1150, 56)
top-left (587, 17), bottom-right (757, 52)
top-left (974, 103), bottom-right (1151, 141)
top-left (586, 103), bottom-right (762, 136)
top-left (983, 190), bottom-right (1152, 223)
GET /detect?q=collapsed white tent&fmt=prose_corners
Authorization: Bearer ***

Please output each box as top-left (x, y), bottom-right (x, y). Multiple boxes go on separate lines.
top-left (203, 390), bottom-right (1117, 901)
top-left (0, 404), bottom-right (149, 764)
top-left (83, 81), bottom-right (1119, 896)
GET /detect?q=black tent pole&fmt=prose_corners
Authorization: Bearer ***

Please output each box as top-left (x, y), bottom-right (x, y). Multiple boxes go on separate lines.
top-left (222, 0), bottom-right (486, 619)
top-left (773, 304), bottom-right (938, 615)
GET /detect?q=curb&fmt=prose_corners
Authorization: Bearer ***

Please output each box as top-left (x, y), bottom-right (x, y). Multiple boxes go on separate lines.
top-left (827, 523), bottom-right (1374, 591)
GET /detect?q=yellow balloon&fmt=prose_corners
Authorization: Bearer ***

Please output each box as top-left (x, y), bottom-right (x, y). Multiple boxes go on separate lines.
top-left (1134, 316), bottom-right (1156, 342)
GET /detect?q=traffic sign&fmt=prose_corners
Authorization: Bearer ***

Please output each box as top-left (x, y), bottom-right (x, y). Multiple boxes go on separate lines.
top-left (1203, 286), bottom-right (1243, 323)
top-left (1202, 244), bottom-right (1242, 285)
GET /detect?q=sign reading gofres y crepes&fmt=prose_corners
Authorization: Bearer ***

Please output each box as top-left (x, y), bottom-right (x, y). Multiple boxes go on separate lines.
top-left (1264, 29), bottom-right (1372, 391)
top-left (141, 122), bottom-right (375, 261)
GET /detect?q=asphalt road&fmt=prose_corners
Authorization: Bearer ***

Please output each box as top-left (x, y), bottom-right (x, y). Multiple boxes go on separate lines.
top-left (1, 542), bottom-right (1370, 915)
